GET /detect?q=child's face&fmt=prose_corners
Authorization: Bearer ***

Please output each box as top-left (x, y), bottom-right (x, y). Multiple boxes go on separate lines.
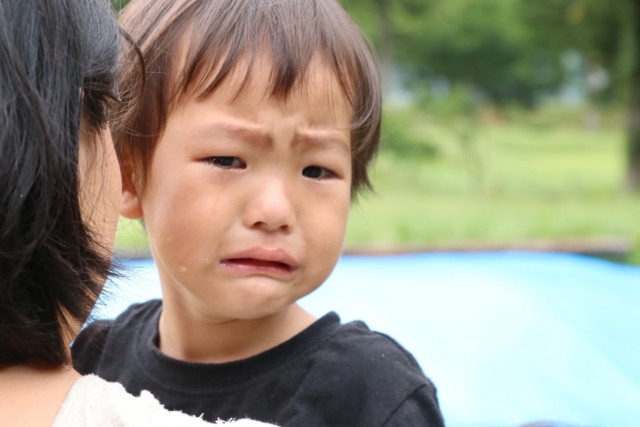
top-left (125, 65), bottom-right (352, 321)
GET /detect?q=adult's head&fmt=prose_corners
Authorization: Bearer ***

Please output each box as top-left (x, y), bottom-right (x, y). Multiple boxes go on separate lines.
top-left (0, 0), bottom-right (121, 367)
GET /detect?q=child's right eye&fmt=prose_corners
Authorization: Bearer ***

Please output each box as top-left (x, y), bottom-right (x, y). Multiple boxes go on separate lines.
top-left (205, 156), bottom-right (246, 169)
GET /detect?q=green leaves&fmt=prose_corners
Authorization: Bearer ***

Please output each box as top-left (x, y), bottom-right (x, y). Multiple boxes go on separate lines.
top-left (341, 0), bottom-right (551, 104)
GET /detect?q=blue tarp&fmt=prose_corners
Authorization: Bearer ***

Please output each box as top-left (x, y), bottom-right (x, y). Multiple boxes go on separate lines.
top-left (98, 252), bottom-right (640, 427)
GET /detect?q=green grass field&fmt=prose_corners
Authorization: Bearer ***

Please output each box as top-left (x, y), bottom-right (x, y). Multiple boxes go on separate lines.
top-left (115, 106), bottom-right (640, 260)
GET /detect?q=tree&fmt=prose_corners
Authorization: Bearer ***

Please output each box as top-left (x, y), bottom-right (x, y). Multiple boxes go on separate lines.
top-left (518, 0), bottom-right (640, 189)
top-left (340, 0), bottom-right (434, 95)
top-left (342, 0), bottom-right (552, 105)
top-left (625, 0), bottom-right (640, 189)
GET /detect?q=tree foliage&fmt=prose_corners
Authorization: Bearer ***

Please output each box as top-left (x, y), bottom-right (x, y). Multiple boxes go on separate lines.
top-left (517, 0), bottom-right (631, 101)
top-left (341, 0), bottom-right (557, 105)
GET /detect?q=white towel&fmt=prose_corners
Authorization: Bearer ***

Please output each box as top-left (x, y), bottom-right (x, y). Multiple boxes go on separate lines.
top-left (52, 375), bottom-right (276, 427)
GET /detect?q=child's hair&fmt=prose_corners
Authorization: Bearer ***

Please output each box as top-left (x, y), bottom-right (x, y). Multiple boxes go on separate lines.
top-left (0, 0), bottom-right (120, 366)
top-left (115, 0), bottom-right (381, 196)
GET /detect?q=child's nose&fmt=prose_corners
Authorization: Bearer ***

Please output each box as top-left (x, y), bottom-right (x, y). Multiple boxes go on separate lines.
top-left (243, 178), bottom-right (296, 233)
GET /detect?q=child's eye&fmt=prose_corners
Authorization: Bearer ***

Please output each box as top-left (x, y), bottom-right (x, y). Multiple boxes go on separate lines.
top-left (206, 156), bottom-right (246, 169)
top-left (302, 166), bottom-right (336, 180)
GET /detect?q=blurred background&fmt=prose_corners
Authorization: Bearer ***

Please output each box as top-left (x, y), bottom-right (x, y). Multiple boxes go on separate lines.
top-left (106, 1), bottom-right (640, 426)
top-left (113, 0), bottom-right (640, 261)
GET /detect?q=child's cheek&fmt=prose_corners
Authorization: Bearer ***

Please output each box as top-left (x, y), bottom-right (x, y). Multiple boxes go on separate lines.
top-left (303, 198), bottom-right (348, 287)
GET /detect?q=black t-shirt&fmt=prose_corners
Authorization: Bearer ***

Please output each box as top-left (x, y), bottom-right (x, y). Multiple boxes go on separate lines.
top-left (72, 300), bottom-right (445, 427)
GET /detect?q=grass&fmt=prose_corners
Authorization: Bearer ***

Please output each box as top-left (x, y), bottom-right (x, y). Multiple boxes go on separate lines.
top-left (115, 106), bottom-right (640, 260)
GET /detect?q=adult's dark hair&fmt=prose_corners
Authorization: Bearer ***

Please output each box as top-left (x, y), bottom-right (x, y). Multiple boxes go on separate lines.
top-left (0, 0), bottom-right (120, 366)
top-left (116, 0), bottom-right (381, 198)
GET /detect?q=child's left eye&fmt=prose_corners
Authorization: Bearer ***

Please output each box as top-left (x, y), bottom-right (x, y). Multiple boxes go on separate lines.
top-left (205, 156), bottom-right (246, 169)
top-left (302, 166), bottom-right (336, 180)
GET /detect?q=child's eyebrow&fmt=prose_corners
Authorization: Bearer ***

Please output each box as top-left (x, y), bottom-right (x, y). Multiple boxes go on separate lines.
top-left (193, 122), bottom-right (272, 146)
top-left (192, 122), bottom-right (349, 152)
top-left (293, 131), bottom-right (350, 153)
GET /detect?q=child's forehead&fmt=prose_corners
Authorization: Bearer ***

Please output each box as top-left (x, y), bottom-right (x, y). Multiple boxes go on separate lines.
top-left (162, 55), bottom-right (354, 154)
top-left (173, 53), bottom-right (353, 117)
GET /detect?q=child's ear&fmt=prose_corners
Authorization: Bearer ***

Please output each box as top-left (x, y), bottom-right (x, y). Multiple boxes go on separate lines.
top-left (120, 156), bottom-right (144, 220)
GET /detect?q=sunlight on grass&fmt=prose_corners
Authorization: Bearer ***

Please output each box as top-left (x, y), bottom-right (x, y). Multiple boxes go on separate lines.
top-left (347, 113), bottom-right (640, 250)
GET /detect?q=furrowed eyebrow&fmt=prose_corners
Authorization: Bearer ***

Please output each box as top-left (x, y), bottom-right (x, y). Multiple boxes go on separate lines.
top-left (294, 130), bottom-right (350, 153)
top-left (191, 121), bottom-right (349, 152)
top-left (193, 122), bottom-right (272, 146)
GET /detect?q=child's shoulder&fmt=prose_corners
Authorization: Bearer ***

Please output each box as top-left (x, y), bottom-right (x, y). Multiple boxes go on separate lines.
top-left (308, 313), bottom-right (425, 381)
top-left (286, 312), bottom-right (443, 426)
top-left (72, 299), bottom-right (161, 374)
top-left (77, 299), bottom-right (160, 343)
top-left (325, 315), bottom-right (424, 368)
top-left (306, 312), bottom-right (431, 385)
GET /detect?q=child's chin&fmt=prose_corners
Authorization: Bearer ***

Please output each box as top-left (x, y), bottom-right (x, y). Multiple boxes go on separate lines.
top-left (213, 288), bottom-right (295, 319)
top-left (222, 304), bottom-right (290, 321)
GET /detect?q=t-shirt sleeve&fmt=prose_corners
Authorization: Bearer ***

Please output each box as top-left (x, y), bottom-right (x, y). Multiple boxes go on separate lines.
top-left (382, 384), bottom-right (446, 427)
top-left (71, 320), bottom-right (113, 375)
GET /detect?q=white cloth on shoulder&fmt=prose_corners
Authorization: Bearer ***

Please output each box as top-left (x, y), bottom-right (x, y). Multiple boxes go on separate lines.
top-left (52, 375), bottom-right (275, 427)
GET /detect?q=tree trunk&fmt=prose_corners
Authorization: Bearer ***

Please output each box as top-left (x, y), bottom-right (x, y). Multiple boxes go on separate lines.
top-left (376, 0), bottom-right (395, 97)
top-left (627, 0), bottom-right (640, 190)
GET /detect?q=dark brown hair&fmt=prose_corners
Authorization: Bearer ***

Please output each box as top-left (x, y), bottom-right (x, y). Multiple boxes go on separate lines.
top-left (0, 0), bottom-right (120, 366)
top-left (115, 0), bottom-right (381, 196)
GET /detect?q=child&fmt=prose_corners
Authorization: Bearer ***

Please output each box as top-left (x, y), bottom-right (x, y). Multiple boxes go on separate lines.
top-left (73, 0), bottom-right (445, 425)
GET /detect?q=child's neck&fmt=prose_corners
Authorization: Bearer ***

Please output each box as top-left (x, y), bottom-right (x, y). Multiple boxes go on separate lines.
top-left (157, 300), bottom-right (316, 364)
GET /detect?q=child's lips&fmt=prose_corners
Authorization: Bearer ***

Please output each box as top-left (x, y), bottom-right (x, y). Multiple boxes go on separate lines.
top-left (220, 258), bottom-right (296, 276)
top-left (219, 248), bottom-right (299, 276)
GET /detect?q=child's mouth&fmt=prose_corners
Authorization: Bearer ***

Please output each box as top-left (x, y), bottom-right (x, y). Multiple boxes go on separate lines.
top-left (220, 258), bottom-right (296, 275)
